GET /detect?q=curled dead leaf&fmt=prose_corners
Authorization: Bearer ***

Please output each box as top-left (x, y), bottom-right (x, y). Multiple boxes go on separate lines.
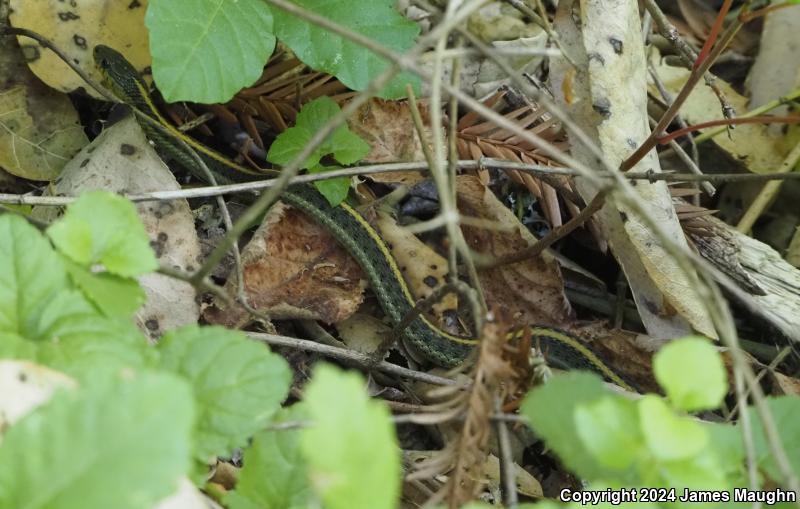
top-left (457, 176), bottom-right (572, 326)
top-left (204, 202), bottom-right (367, 328)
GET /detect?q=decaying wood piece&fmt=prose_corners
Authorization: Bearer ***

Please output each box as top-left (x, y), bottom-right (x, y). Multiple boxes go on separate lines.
top-left (691, 216), bottom-right (800, 342)
top-left (550, 0), bottom-right (716, 338)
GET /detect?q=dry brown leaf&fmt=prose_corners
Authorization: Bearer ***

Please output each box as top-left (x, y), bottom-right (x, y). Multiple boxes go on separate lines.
top-left (348, 98), bottom-right (432, 164)
top-left (204, 202), bottom-right (367, 328)
top-left (9, 0), bottom-right (152, 99)
top-left (345, 98), bottom-right (434, 186)
top-left (0, 38), bottom-right (88, 180)
top-left (675, 0), bottom-right (759, 54)
top-left (769, 371), bottom-right (800, 397)
top-left (457, 176), bottom-right (571, 326)
top-left (571, 323), bottom-right (658, 393)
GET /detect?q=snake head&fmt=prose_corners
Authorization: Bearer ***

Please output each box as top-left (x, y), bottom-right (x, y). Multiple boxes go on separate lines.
top-left (92, 45), bottom-right (146, 101)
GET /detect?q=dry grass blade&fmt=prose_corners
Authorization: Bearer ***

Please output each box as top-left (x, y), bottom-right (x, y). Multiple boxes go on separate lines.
top-left (407, 320), bottom-right (519, 508)
top-left (442, 321), bottom-right (512, 508)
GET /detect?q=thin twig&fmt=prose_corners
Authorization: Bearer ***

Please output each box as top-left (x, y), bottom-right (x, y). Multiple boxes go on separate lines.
top-left (6, 161), bottom-right (800, 206)
top-left (157, 265), bottom-right (232, 306)
top-left (494, 396), bottom-right (518, 507)
top-left (427, 1), bottom-right (488, 314)
top-left (622, 5), bottom-right (748, 171)
top-left (641, 0), bottom-right (734, 118)
top-left (247, 331), bottom-right (465, 387)
top-left (482, 188), bottom-right (608, 268)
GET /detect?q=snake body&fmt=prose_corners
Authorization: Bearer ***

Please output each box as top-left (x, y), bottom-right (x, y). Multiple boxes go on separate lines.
top-left (93, 45), bottom-right (637, 390)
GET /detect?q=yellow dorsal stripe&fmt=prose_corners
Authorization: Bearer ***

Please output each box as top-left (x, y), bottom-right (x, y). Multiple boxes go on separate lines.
top-left (132, 79), bottom-right (265, 177)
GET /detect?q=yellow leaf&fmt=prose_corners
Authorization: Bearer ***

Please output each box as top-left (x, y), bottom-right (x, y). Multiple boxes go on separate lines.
top-left (0, 40), bottom-right (88, 180)
top-left (9, 0), bottom-right (151, 99)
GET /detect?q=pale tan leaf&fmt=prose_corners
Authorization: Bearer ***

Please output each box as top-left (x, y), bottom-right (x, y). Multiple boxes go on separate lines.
top-left (153, 478), bottom-right (208, 509)
top-left (32, 115), bottom-right (202, 337)
top-left (650, 58), bottom-right (793, 175)
top-left (483, 454), bottom-right (543, 499)
top-left (0, 361), bottom-right (76, 435)
top-left (336, 312), bottom-right (392, 357)
top-left (376, 211), bottom-right (456, 317)
top-left (551, 0), bottom-right (715, 338)
top-left (747, 6), bottom-right (800, 135)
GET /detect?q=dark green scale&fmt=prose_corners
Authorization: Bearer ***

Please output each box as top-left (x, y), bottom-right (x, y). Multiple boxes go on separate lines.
top-left (93, 45), bottom-right (641, 390)
top-left (93, 44), bottom-right (473, 367)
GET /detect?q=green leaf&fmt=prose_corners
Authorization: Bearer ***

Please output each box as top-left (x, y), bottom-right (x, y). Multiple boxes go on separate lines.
top-left (37, 314), bottom-right (153, 378)
top-left (309, 165), bottom-right (350, 206)
top-left (266, 96), bottom-right (369, 170)
top-left (33, 287), bottom-right (143, 343)
top-left (301, 364), bottom-right (400, 509)
top-left (657, 450), bottom-right (728, 493)
top-left (521, 372), bottom-right (611, 479)
top-left (574, 396), bottom-right (643, 470)
top-left (3, 281), bottom-right (151, 375)
top-left (63, 256), bottom-right (146, 317)
top-left (0, 332), bottom-right (37, 360)
top-left (750, 396), bottom-right (800, 483)
top-left (330, 126), bottom-right (371, 164)
top-left (146, 0), bottom-right (276, 103)
top-left (0, 215), bottom-right (69, 338)
top-left (225, 405), bottom-right (313, 509)
top-left (653, 336), bottom-right (727, 411)
top-left (47, 191), bottom-right (157, 277)
top-left (705, 421), bottom-right (745, 475)
top-left (266, 124), bottom-right (324, 169)
top-left (267, 97), bottom-right (367, 206)
top-left (157, 326), bottom-right (291, 462)
top-left (639, 395), bottom-right (708, 461)
top-left (0, 370), bottom-right (194, 509)
top-left (270, 0), bottom-right (420, 99)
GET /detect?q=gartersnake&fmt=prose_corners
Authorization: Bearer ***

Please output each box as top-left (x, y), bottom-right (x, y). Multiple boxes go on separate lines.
top-left (93, 45), bottom-right (637, 391)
